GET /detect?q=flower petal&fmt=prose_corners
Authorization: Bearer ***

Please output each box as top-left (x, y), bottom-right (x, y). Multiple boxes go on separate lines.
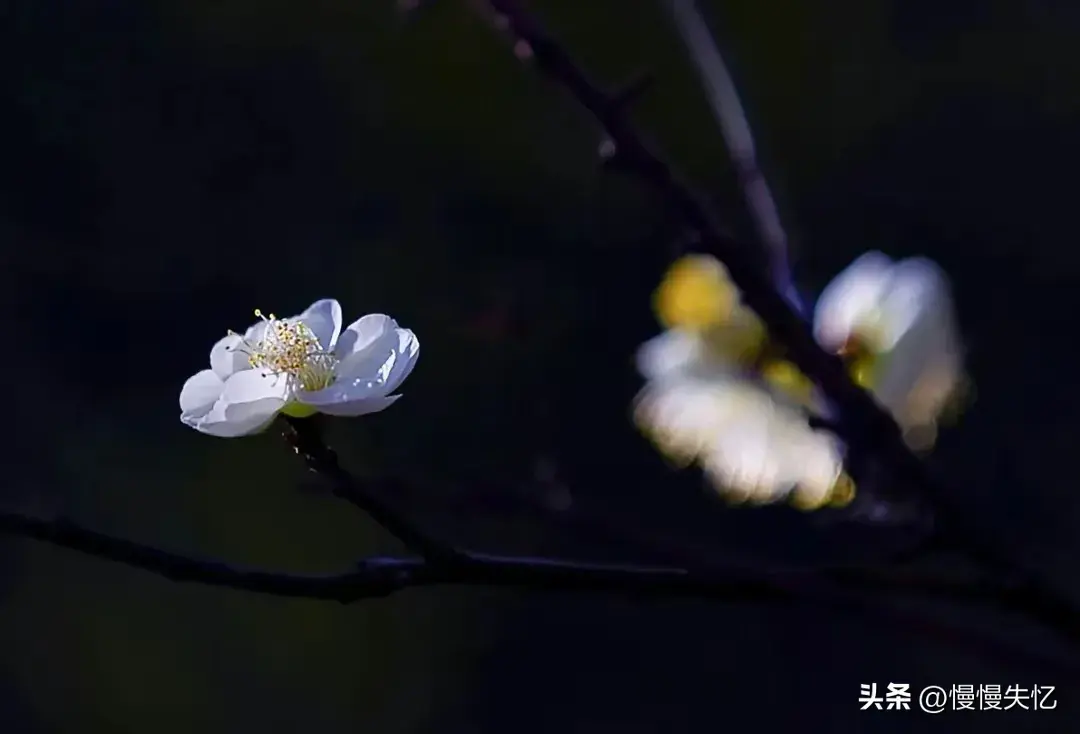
top-left (298, 358), bottom-right (394, 407)
top-left (222, 368), bottom-right (291, 406)
top-left (293, 299), bottom-right (342, 351)
top-left (183, 400), bottom-right (281, 437)
top-left (179, 369), bottom-right (290, 437)
top-left (298, 318), bottom-right (417, 410)
top-left (813, 251), bottom-right (894, 350)
top-left (383, 328), bottom-right (420, 393)
top-left (179, 369), bottom-right (225, 418)
top-left (244, 318), bottom-right (268, 344)
top-left (334, 324), bottom-right (398, 382)
top-left (311, 395), bottom-right (401, 417)
top-left (210, 333), bottom-right (248, 380)
top-left (223, 398), bottom-right (287, 433)
top-left (636, 330), bottom-right (706, 381)
top-left (335, 314), bottom-right (397, 359)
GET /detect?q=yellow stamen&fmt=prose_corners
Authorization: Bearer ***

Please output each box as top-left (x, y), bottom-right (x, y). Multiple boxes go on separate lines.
top-left (228, 307), bottom-right (339, 393)
top-left (848, 356), bottom-right (876, 389)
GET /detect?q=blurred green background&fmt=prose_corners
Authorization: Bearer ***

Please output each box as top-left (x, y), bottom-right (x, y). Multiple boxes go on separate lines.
top-left (1, 1), bottom-right (1079, 732)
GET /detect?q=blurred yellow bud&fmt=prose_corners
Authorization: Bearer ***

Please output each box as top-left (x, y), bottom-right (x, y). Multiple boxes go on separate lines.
top-left (653, 255), bottom-right (736, 331)
top-left (790, 471), bottom-right (855, 511)
top-left (789, 487), bottom-right (828, 512)
top-left (827, 472), bottom-right (856, 508)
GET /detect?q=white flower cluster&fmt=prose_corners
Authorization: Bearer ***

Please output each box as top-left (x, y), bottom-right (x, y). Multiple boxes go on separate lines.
top-left (634, 252), bottom-right (966, 510)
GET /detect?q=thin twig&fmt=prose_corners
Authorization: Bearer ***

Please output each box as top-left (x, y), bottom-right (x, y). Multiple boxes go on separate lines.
top-left (472, 0), bottom-right (1080, 642)
top-left (662, 0), bottom-right (800, 309)
top-left (282, 415), bottom-right (463, 563)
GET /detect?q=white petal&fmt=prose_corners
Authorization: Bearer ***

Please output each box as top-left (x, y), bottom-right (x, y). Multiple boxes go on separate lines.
top-left (336, 336), bottom-right (397, 384)
top-left (179, 369), bottom-right (225, 418)
top-left (182, 370), bottom-right (290, 437)
top-left (293, 299), bottom-right (342, 351)
top-left (638, 374), bottom-right (844, 507)
top-left (244, 318), bottom-right (268, 344)
top-left (210, 333), bottom-right (248, 380)
top-left (813, 251), bottom-right (894, 349)
top-left (224, 398), bottom-right (287, 433)
top-left (876, 257), bottom-right (951, 351)
top-left (222, 368), bottom-right (291, 406)
top-left (383, 329), bottom-right (419, 393)
top-left (312, 395), bottom-right (401, 417)
top-left (335, 313), bottom-right (397, 359)
top-left (299, 352), bottom-right (396, 406)
top-left (298, 319), bottom-right (417, 410)
top-left (634, 377), bottom-right (758, 461)
top-left (636, 330), bottom-right (706, 381)
top-left (183, 400), bottom-right (280, 437)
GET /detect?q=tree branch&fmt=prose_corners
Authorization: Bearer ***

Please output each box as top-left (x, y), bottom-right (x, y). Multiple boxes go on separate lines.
top-left (662, 0), bottom-right (799, 309)
top-left (281, 415), bottom-right (463, 563)
top-left (471, 0), bottom-right (1080, 641)
top-left (2, 501), bottom-right (1079, 676)
top-left (0, 508), bottom-right (404, 602)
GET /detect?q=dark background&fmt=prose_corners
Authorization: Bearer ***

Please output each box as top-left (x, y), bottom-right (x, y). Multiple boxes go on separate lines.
top-left (1, 0), bottom-right (1078, 731)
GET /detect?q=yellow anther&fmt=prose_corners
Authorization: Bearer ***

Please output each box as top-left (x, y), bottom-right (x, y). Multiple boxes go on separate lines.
top-left (232, 307), bottom-right (339, 392)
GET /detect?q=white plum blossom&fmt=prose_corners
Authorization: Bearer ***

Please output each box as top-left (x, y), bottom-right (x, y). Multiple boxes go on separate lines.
top-left (813, 252), bottom-right (968, 450)
top-left (179, 299), bottom-right (419, 437)
top-left (634, 333), bottom-right (853, 510)
top-left (633, 255), bottom-right (854, 510)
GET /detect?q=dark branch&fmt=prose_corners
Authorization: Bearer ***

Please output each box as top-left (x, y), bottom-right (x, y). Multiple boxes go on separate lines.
top-left (1, 420), bottom-right (1076, 673)
top-left (2, 503), bottom-right (1079, 676)
top-left (472, 0), bottom-right (1080, 641)
top-left (0, 508), bottom-right (404, 601)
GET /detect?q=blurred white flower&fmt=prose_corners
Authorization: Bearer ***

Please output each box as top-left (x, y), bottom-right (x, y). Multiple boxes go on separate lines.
top-left (813, 252), bottom-right (969, 451)
top-left (636, 327), bottom-right (718, 382)
top-left (179, 299), bottom-right (419, 437)
top-left (634, 340), bottom-right (852, 510)
top-left (633, 255), bottom-right (853, 510)
top-left (647, 254), bottom-right (819, 406)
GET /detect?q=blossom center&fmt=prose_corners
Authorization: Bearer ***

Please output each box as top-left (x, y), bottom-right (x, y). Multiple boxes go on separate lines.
top-left (231, 309), bottom-right (338, 392)
top-left (838, 336), bottom-right (879, 389)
